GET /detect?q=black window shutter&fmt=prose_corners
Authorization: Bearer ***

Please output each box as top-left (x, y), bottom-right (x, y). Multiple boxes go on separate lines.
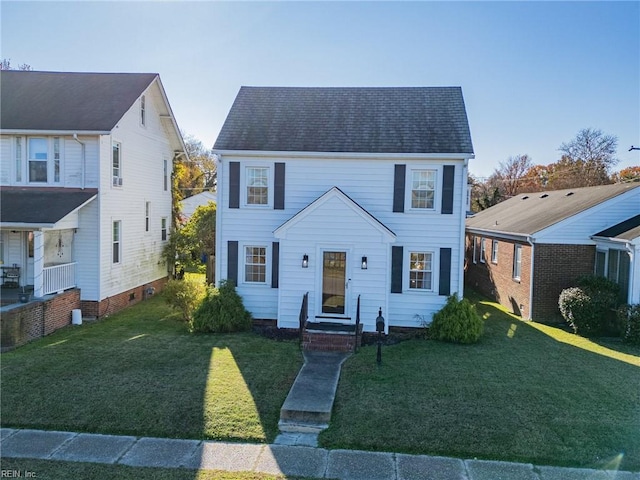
top-left (271, 242), bottom-right (279, 288)
top-left (229, 162), bottom-right (240, 209)
top-left (393, 164), bottom-right (406, 213)
top-left (439, 247), bottom-right (452, 296)
top-left (441, 165), bottom-right (455, 214)
top-left (391, 246), bottom-right (403, 293)
top-left (274, 163), bottom-right (285, 210)
top-left (227, 241), bottom-right (238, 286)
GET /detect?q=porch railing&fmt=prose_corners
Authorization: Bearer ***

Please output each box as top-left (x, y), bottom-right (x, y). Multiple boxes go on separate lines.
top-left (43, 262), bottom-right (77, 295)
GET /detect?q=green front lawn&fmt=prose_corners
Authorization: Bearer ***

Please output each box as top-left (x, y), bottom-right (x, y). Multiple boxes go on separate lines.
top-left (0, 296), bottom-right (303, 443)
top-left (321, 293), bottom-right (640, 471)
top-left (2, 291), bottom-right (638, 471)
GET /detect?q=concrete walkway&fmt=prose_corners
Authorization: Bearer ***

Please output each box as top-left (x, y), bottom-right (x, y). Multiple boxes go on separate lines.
top-left (278, 351), bottom-right (351, 435)
top-left (1, 428), bottom-right (638, 480)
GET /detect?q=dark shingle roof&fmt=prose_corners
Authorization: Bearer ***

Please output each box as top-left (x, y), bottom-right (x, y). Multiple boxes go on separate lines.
top-left (466, 183), bottom-right (640, 237)
top-left (214, 86), bottom-right (474, 154)
top-left (0, 71), bottom-right (157, 131)
top-left (593, 214), bottom-right (640, 241)
top-left (1, 187), bottom-right (98, 226)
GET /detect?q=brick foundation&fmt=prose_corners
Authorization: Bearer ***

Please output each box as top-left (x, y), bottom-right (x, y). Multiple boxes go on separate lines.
top-left (80, 277), bottom-right (168, 319)
top-left (302, 330), bottom-right (362, 352)
top-left (1, 289), bottom-right (81, 351)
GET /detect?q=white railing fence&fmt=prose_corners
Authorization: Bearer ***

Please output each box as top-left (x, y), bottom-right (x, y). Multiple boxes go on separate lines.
top-left (43, 262), bottom-right (77, 295)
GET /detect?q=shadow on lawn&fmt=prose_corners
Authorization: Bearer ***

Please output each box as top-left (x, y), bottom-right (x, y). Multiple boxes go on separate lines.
top-left (0, 295), bottom-right (304, 477)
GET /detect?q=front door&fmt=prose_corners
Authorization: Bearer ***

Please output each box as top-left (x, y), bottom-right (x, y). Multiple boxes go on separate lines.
top-left (322, 251), bottom-right (347, 315)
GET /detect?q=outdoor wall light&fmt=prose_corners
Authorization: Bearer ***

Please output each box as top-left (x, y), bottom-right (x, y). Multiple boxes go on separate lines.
top-left (302, 254), bottom-right (309, 268)
top-left (361, 256), bottom-right (368, 269)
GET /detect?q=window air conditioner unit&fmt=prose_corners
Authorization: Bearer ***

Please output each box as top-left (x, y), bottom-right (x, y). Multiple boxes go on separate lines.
top-left (113, 177), bottom-right (123, 187)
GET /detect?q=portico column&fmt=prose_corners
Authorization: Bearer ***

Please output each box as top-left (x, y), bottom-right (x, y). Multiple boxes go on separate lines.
top-left (33, 230), bottom-right (44, 297)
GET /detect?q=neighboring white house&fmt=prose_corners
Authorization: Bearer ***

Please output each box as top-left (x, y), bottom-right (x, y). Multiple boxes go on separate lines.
top-left (180, 191), bottom-right (217, 222)
top-left (0, 70), bottom-right (186, 317)
top-left (213, 87), bottom-right (474, 332)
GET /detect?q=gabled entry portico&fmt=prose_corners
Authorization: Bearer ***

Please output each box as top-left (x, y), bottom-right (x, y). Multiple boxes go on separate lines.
top-left (274, 187), bottom-right (396, 332)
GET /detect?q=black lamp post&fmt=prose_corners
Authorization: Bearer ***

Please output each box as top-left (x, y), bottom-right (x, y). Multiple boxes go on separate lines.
top-left (376, 308), bottom-right (385, 365)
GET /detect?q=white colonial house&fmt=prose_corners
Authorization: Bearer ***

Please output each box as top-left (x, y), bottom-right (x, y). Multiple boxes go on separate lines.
top-left (213, 87), bottom-right (474, 332)
top-left (0, 70), bottom-right (186, 317)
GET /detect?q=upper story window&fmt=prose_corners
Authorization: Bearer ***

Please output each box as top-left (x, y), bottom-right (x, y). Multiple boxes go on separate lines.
top-left (113, 221), bottom-right (121, 264)
top-left (15, 137), bottom-right (22, 182)
top-left (246, 166), bottom-right (269, 205)
top-left (28, 138), bottom-right (48, 182)
top-left (410, 170), bottom-right (436, 209)
top-left (112, 142), bottom-right (122, 187)
top-left (163, 158), bottom-right (168, 191)
top-left (140, 95), bottom-right (146, 127)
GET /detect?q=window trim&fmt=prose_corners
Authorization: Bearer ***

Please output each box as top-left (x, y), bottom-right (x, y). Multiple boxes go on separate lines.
top-left (491, 240), bottom-right (499, 264)
top-left (112, 221), bottom-right (122, 264)
top-left (472, 235), bottom-right (478, 264)
top-left (242, 164), bottom-right (272, 208)
top-left (161, 217), bottom-right (168, 241)
top-left (140, 95), bottom-right (146, 127)
top-left (145, 202), bottom-right (151, 233)
top-left (243, 244), bottom-right (268, 285)
top-left (513, 244), bottom-right (522, 281)
top-left (407, 168), bottom-right (437, 211)
top-left (407, 249), bottom-right (435, 292)
top-left (112, 141), bottom-right (123, 187)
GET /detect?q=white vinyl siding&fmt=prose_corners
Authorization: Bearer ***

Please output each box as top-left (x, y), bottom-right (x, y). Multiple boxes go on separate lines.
top-left (217, 155), bottom-right (466, 330)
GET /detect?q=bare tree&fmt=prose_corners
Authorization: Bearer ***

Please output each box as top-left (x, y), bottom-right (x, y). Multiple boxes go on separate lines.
top-left (489, 154), bottom-right (534, 198)
top-left (557, 128), bottom-right (618, 187)
top-left (1, 59), bottom-right (32, 70)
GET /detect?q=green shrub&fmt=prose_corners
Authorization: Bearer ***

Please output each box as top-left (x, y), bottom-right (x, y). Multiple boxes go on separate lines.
top-left (618, 304), bottom-right (640, 345)
top-left (162, 277), bottom-right (207, 322)
top-left (429, 293), bottom-right (483, 344)
top-left (190, 280), bottom-right (252, 333)
top-left (559, 276), bottom-right (620, 335)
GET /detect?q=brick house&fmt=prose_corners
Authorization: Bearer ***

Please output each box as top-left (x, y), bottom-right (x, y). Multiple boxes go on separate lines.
top-left (465, 183), bottom-right (640, 321)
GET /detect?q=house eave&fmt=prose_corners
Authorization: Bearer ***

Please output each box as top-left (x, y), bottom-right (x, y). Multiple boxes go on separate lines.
top-left (213, 149), bottom-right (474, 161)
top-left (465, 227), bottom-right (532, 243)
top-left (1, 129), bottom-right (111, 136)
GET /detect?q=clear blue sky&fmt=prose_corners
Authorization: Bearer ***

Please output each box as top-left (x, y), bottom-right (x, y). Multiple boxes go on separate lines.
top-left (2, 1), bottom-right (638, 178)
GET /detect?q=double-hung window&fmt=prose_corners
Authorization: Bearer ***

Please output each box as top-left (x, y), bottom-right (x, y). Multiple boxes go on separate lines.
top-left (113, 221), bottom-right (121, 264)
top-left (246, 167), bottom-right (268, 205)
top-left (480, 238), bottom-right (486, 263)
top-left (28, 138), bottom-right (48, 182)
top-left (112, 142), bottom-right (122, 187)
top-left (513, 244), bottom-right (522, 280)
top-left (145, 202), bottom-right (150, 232)
top-left (491, 240), bottom-right (499, 264)
top-left (161, 217), bottom-right (168, 241)
top-left (245, 246), bottom-right (266, 283)
top-left (15, 137), bottom-right (22, 182)
top-left (410, 170), bottom-right (436, 209)
top-left (409, 251), bottom-right (433, 290)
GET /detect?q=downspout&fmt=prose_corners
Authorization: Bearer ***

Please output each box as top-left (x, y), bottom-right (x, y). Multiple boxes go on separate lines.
top-left (527, 235), bottom-right (535, 320)
top-left (214, 154), bottom-right (222, 287)
top-left (459, 158), bottom-right (469, 297)
top-left (73, 134), bottom-right (86, 189)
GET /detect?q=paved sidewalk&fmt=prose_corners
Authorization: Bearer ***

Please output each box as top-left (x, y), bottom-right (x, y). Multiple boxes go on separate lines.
top-left (1, 428), bottom-right (638, 480)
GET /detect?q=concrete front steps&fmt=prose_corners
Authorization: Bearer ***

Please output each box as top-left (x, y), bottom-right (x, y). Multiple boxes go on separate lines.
top-left (278, 351), bottom-right (350, 434)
